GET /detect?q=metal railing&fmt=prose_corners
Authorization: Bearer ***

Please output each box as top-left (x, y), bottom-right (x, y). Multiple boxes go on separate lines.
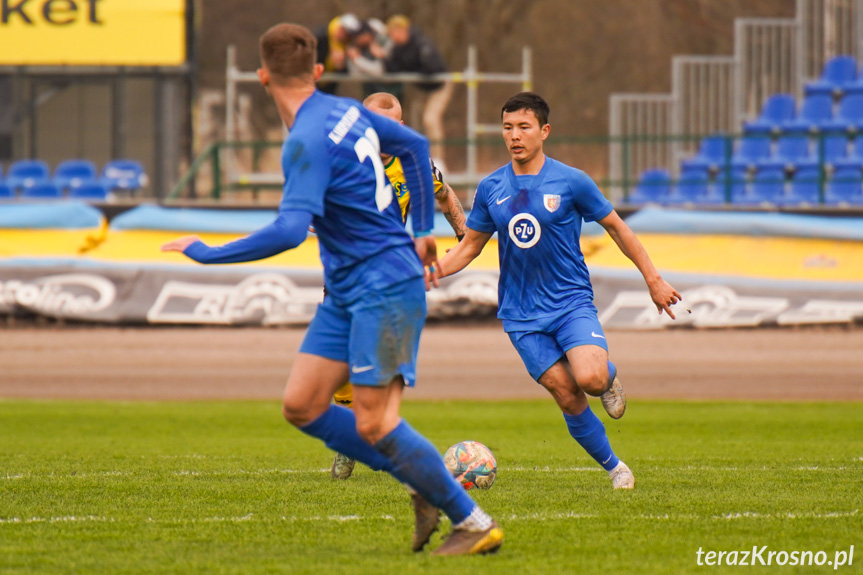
top-left (223, 44), bottom-right (531, 190)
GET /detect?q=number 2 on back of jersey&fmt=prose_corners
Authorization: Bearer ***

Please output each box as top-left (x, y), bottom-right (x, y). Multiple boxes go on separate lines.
top-left (354, 128), bottom-right (393, 212)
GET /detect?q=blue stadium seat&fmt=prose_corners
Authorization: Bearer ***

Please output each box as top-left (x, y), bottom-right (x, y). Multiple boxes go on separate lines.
top-left (757, 129), bottom-right (812, 170)
top-left (69, 179), bottom-right (109, 201)
top-left (709, 168), bottom-right (747, 204)
top-left (20, 180), bottom-right (62, 199)
top-left (665, 170), bottom-right (709, 205)
top-left (825, 166), bottom-right (863, 204)
top-left (628, 169), bottom-right (671, 204)
top-left (797, 131), bottom-right (848, 169)
top-left (5, 160), bottom-right (50, 192)
top-left (779, 167), bottom-right (821, 206)
top-left (0, 182), bottom-right (13, 199)
top-left (680, 134), bottom-right (730, 172)
top-left (740, 167), bottom-right (785, 205)
top-left (804, 55), bottom-right (858, 97)
top-left (101, 159), bottom-right (147, 192)
top-left (730, 135), bottom-right (772, 170)
top-left (832, 135), bottom-right (863, 169)
top-left (744, 94), bottom-right (796, 134)
top-left (820, 93), bottom-right (863, 132)
top-left (54, 159), bottom-right (97, 190)
top-left (784, 93), bottom-right (834, 131)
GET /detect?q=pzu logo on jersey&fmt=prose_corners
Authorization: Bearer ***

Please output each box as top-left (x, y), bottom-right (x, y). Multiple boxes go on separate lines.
top-left (508, 213), bottom-right (542, 248)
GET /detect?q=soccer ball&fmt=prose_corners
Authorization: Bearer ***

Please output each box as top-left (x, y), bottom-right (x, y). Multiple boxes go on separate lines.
top-left (443, 440), bottom-right (497, 490)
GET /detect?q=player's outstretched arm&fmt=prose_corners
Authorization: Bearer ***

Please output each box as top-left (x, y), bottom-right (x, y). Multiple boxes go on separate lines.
top-left (435, 182), bottom-right (467, 240)
top-left (597, 210), bottom-right (682, 319)
top-left (436, 227), bottom-right (493, 280)
top-left (160, 209), bottom-right (312, 264)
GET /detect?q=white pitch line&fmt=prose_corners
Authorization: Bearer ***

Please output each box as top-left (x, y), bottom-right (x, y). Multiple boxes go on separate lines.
top-left (2, 510), bottom-right (857, 526)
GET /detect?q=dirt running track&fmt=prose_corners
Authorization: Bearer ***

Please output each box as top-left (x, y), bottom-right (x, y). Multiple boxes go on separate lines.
top-left (1, 323), bottom-right (862, 401)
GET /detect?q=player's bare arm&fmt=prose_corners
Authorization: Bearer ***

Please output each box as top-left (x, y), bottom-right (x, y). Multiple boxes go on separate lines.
top-left (161, 235), bottom-right (202, 253)
top-left (436, 228), bottom-right (493, 280)
top-left (434, 182), bottom-right (467, 240)
top-left (598, 210), bottom-right (682, 319)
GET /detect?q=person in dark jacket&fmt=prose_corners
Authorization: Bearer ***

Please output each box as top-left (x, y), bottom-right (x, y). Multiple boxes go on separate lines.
top-left (385, 15), bottom-right (452, 166)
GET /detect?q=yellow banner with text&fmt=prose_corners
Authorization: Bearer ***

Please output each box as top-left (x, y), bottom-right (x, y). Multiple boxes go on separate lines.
top-left (0, 0), bottom-right (186, 66)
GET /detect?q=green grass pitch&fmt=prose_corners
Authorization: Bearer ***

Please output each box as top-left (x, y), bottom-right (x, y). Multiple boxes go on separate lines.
top-left (1, 399), bottom-right (861, 574)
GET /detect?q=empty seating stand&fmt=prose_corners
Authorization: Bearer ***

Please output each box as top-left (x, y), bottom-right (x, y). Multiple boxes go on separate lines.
top-left (633, 56), bottom-right (863, 209)
top-left (0, 158), bottom-right (146, 201)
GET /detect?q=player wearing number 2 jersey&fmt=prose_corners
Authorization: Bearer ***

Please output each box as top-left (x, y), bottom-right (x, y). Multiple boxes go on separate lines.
top-left (330, 92), bottom-right (467, 480)
top-left (437, 92), bottom-right (683, 491)
top-left (161, 23), bottom-right (501, 556)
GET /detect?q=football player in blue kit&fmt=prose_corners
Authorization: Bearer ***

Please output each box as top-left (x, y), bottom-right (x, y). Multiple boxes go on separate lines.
top-left (161, 23), bottom-right (502, 556)
top-left (437, 92), bottom-right (682, 489)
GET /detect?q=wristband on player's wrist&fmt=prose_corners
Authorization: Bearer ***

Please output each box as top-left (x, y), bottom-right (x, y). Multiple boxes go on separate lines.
top-left (456, 234), bottom-right (465, 242)
top-left (414, 230), bottom-right (432, 238)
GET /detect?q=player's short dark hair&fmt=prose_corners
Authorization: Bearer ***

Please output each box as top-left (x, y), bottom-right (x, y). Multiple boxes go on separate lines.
top-left (501, 92), bottom-right (550, 127)
top-left (259, 23), bottom-right (317, 84)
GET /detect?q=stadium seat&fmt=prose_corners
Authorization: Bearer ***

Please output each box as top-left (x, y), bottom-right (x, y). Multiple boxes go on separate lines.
top-left (825, 166), bottom-right (863, 204)
top-left (628, 169), bottom-right (671, 204)
top-left (69, 179), bottom-right (109, 201)
top-left (780, 167), bottom-right (822, 206)
top-left (5, 160), bottom-right (50, 192)
top-left (710, 168), bottom-right (747, 204)
top-left (743, 94), bottom-right (796, 134)
top-left (680, 134), bottom-right (730, 172)
top-left (739, 167), bottom-right (785, 205)
top-left (54, 159), bottom-right (97, 190)
top-left (0, 182), bottom-right (13, 199)
top-left (20, 180), bottom-right (62, 199)
top-left (804, 55), bottom-right (858, 97)
top-left (665, 170), bottom-right (709, 205)
top-left (784, 93), bottom-right (834, 132)
top-left (757, 129), bottom-right (812, 170)
top-left (834, 136), bottom-right (863, 169)
top-left (101, 159), bottom-right (148, 193)
top-left (797, 131), bottom-right (848, 169)
top-left (730, 135), bottom-right (772, 170)
top-left (820, 93), bottom-right (863, 133)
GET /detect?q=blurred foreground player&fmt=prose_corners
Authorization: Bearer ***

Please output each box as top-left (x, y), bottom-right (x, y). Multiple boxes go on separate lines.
top-left (330, 91), bottom-right (467, 480)
top-left (162, 23), bottom-right (501, 555)
top-left (437, 92), bottom-right (683, 489)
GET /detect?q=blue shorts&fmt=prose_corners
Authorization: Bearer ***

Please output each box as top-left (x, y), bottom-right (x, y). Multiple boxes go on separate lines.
top-left (506, 306), bottom-right (608, 381)
top-left (299, 278), bottom-right (426, 387)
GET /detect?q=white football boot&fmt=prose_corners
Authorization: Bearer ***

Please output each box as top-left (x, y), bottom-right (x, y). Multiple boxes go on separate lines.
top-left (609, 461), bottom-right (635, 489)
top-left (600, 375), bottom-right (626, 419)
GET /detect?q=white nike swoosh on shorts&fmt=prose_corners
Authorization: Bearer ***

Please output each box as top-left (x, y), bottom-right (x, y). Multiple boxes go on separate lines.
top-left (591, 331), bottom-right (606, 340)
top-left (351, 365), bottom-right (374, 374)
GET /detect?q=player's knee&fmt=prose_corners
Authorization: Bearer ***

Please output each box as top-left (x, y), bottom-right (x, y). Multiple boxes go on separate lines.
top-left (282, 396), bottom-right (312, 427)
top-left (354, 418), bottom-right (384, 445)
top-left (578, 369), bottom-right (608, 396)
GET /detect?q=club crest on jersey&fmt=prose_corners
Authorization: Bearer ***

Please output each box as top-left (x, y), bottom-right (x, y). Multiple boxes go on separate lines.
top-left (508, 213), bottom-right (541, 248)
top-left (543, 194), bottom-right (561, 213)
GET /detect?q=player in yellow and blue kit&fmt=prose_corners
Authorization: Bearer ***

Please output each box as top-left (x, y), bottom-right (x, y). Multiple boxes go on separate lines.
top-left (331, 91), bottom-right (466, 480)
top-left (162, 24), bottom-right (500, 556)
top-left (438, 92), bottom-right (683, 491)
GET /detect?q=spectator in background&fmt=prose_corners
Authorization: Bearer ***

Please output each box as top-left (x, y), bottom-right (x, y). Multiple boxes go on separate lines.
top-left (385, 15), bottom-right (452, 169)
top-left (314, 13), bottom-right (363, 94)
top-left (345, 19), bottom-right (390, 99)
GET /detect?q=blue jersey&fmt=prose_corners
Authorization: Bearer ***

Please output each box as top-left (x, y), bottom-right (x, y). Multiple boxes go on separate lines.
top-left (467, 157), bottom-right (613, 328)
top-left (184, 90), bottom-right (436, 305)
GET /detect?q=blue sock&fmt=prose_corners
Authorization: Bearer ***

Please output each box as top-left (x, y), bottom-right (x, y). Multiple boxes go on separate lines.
top-left (563, 406), bottom-right (619, 471)
top-left (375, 420), bottom-right (476, 524)
top-left (607, 360), bottom-right (617, 391)
top-left (299, 405), bottom-right (393, 472)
